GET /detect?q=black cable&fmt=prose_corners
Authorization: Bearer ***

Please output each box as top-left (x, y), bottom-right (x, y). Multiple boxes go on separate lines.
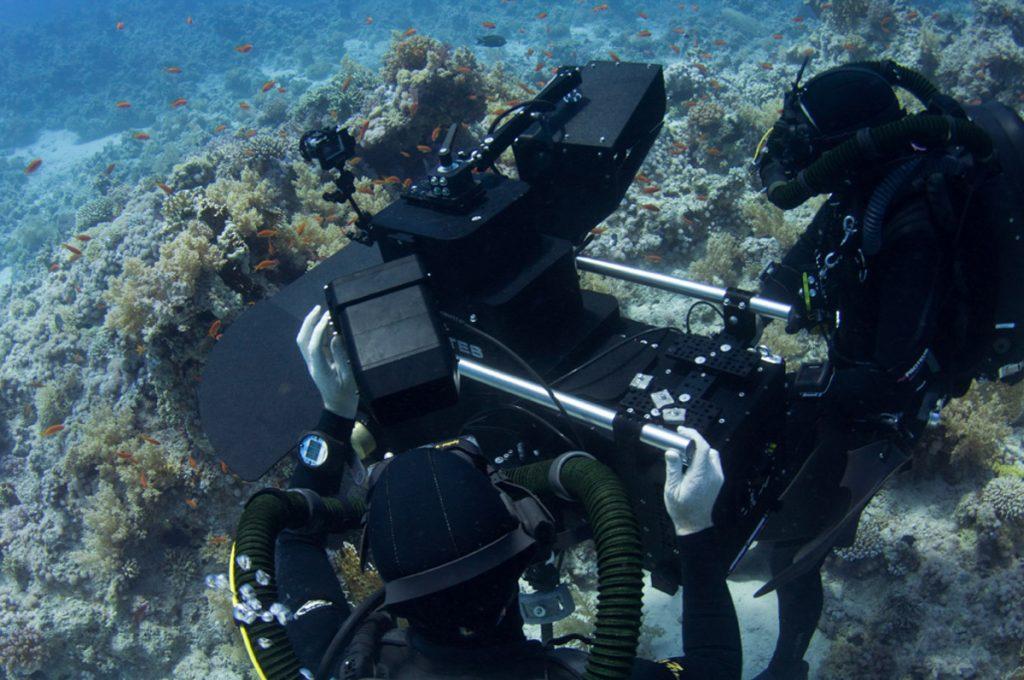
top-left (553, 327), bottom-right (679, 387)
top-left (685, 301), bottom-right (726, 335)
top-left (461, 403), bottom-right (576, 449)
top-left (441, 312), bottom-right (585, 449)
top-left (315, 588), bottom-right (385, 679)
top-left (487, 99), bottom-right (555, 135)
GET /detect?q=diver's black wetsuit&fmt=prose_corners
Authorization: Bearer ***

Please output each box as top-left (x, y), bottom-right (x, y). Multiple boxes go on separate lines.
top-left (757, 186), bottom-right (946, 674)
top-left (278, 412), bottom-right (742, 680)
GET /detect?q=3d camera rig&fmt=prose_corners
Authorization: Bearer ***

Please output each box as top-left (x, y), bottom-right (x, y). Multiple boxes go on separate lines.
top-left (199, 60), bottom-right (797, 595)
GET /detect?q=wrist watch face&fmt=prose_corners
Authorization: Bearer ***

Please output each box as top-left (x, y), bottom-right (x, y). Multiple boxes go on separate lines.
top-left (299, 434), bottom-right (329, 468)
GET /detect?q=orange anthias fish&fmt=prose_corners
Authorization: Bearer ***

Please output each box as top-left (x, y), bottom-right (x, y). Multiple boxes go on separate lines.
top-left (170, 98), bottom-right (188, 108)
top-left (482, 20), bottom-right (497, 29)
top-left (133, 132), bottom-right (151, 140)
top-left (402, 28), bottom-right (417, 37)
top-left (416, 144), bottom-right (433, 153)
top-left (24, 158), bottom-right (42, 174)
top-left (536, 11), bottom-right (548, 19)
top-left (235, 43), bottom-right (253, 53)
top-left (104, 163), bottom-right (116, 175)
top-left (186, 16), bottom-right (194, 25)
top-left (431, 125), bottom-right (443, 142)
top-left (637, 29), bottom-right (652, 37)
top-left (608, 50), bottom-right (621, 62)
top-left (140, 434), bottom-right (161, 445)
top-left (62, 243), bottom-right (83, 256)
top-left (185, 498), bottom-right (198, 509)
top-left (115, 21), bottom-right (125, 30)
top-left (139, 471), bottom-right (149, 489)
top-left (261, 80), bottom-right (276, 93)
top-left (638, 11), bottom-right (649, 19)
top-left (254, 259), bottom-right (279, 272)
top-left (156, 181), bottom-right (173, 195)
top-left (75, 234), bottom-right (92, 242)
top-left (41, 424), bottom-right (65, 437)
top-left (213, 124), bottom-right (227, 133)
top-left (454, 66), bottom-right (472, 74)
top-left (239, 101), bottom-right (250, 110)
top-left (364, 15), bottom-right (373, 24)
top-left (115, 101), bottom-right (132, 109)
top-left (165, 66), bottom-right (182, 74)
top-left (342, 75), bottom-right (353, 92)
top-left (256, 229), bottom-right (278, 238)
top-left (640, 203), bottom-right (661, 211)
top-left (593, 4), bottom-right (609, 11)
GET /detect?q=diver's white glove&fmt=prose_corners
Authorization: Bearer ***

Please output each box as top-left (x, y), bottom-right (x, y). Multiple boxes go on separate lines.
top-left (663, 427), bottom-right (724, 537)
top-left (297, 305), bottom-right (359, 419)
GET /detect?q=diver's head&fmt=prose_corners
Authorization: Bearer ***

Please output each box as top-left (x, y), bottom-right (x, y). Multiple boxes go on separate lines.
top-left (363, 443), bottom-right (549, 642)
top-left (757, 62), bottom-right (906, 192)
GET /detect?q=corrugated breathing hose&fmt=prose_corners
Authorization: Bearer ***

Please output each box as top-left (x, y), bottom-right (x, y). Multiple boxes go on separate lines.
top-left (231, 489), bottom-right (365, 680)
top-left (767, 113), bottom-right (994, 210)
top-left (508, 456), bottom-right (645, 680)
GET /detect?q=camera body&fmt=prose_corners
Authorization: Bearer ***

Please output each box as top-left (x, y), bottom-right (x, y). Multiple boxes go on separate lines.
top-left (310, 61), bottom-right (790, 591)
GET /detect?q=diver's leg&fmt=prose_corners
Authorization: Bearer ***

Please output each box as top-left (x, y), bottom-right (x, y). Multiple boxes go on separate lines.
top-left (753, 541), bottom-right (819, 680)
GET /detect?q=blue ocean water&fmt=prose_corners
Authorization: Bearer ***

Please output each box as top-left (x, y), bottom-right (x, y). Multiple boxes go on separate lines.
top-left (1, 0), bottom-right (1023, 678)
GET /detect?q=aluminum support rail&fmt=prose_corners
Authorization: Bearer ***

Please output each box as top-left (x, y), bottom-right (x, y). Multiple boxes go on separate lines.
top-left (457, 358), bottom-right (694, 456)
top-left (576, 255), bottom-right (793, 322)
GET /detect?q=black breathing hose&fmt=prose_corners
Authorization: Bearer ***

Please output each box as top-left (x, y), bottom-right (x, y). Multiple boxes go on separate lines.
top-left (856, 60), bottom-right (942, 108)
top-left (861, 156), bottom-right (925, 256)
top-left (767, 113), bottom-right (994, 210)
top-left (231, 489), bottom-right (366, 680)
top-left (508, 456), bottom-right (645, 680)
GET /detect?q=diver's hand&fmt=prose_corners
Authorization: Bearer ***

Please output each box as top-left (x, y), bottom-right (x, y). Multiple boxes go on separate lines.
top-left (297, 305), bottom-right (359, 419)
top-left (663, 427), bottom-right (724, 536)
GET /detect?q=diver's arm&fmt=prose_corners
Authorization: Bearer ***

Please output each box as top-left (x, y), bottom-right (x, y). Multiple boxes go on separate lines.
top-left (675, 529), bottom-right (742, 680)
top-left (654, 429), bottom-right (741, 680)
top-left (276, 526), bottom-right (352, 671)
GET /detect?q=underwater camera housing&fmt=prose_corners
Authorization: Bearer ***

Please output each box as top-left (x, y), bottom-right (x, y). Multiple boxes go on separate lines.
top-left (200, 60), bottom-right (796, 593)
top-left (314, 61), bottom-right (792, 590)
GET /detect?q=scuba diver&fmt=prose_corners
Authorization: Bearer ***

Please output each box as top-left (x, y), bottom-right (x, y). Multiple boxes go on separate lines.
top-left (272, 304), bottom-right (743, 679)
top-left (751, 60), bottom-right (1021, 679)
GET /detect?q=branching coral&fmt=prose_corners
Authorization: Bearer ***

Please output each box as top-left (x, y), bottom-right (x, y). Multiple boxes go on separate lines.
top-left (329, 541), bottom-right (382, 605)
top-left (982, 476), bottom-right (1024, 524)
top-left (687, 232), bottom-right (744, 286)
top-left (354, 34), bottom-right (487, 169)
top-left (75, 196), bottom-right (119, 231)
top-left (104, 221), bottom-right (225, 342)
top-left (0, 623), bottom-right (44, 676)
top-left (203, 167), bottom-right (281, 237)
top-left (292, 57), bottom-right (378, 130)
top-left (939, 381), bottom-right (1024, 469)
